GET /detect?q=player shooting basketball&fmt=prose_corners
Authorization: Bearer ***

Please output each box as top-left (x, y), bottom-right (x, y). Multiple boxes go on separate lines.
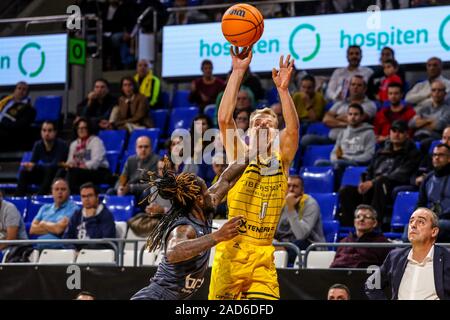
top-left (209, 46), bottom-right (299, 300)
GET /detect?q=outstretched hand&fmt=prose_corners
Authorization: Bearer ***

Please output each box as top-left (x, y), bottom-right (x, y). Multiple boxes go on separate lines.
top-left (230, 46), bottom-right (253, 73)
top-left (272, 54), bottom-right (294, 90)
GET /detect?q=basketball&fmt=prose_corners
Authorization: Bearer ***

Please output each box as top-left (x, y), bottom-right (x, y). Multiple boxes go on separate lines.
top-left (221, 3), bottom-right (264, 47)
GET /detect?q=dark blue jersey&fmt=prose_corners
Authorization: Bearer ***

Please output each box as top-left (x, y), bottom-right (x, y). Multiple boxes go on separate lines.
top-left (131, 213), bottom-right (212, 300)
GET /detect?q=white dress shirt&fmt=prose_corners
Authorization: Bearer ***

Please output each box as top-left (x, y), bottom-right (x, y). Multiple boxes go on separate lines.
top-left (325, 67), bottom-right (374, 101)
top-left (398, 245), bottom-right (439, 300)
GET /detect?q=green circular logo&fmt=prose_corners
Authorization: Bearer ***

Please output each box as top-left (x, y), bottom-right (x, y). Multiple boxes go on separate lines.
top-left (289, 24), bottom-right (321, 62)
top-left (439, 14), bottom-right (450, 51)
top-left (18, 42), bottom-right (46, 78)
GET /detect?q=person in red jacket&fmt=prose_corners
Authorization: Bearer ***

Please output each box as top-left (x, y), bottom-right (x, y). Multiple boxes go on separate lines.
top-left (374, 82), bottom-right (416, 143)
top-left (376, 59), bottom-right (402, 103)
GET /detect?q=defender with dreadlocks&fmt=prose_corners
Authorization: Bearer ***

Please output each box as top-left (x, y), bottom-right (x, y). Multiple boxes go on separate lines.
top-left (131, 158), bottom-right (246, 300)
top-left (209, 48), bottom-right (299, 300)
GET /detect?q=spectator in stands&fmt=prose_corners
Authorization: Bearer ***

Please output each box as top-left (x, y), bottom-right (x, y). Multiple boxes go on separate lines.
top-left (234, 109), bottom-right (251, 137)
top-left (242, 68), bottom-right (264, 102)
top-left (400, 126), bottom-right (450, 195)
top-left (374, 83), bottom-right (416, 143)
top-left (105, 0), bottom-right (138, 69)
top-left (110, 136), bottom-right (159, 198)
top-left (409, 80), bottom-right (450, 143)
top-left (109, 76), bottom-right (153, 132)
top-left (405, 57), bottom-right (450, 108)
top-left (367, 46), bottom-right (406, 101)
top-left (166, 0), bottom-right (210, 25)
top-left (75, 291), bottom-right (96, 300)
top-left (189, 59), bottom-right (225, 111)
top-left (61, 118), bottom-right (111, 193)
top-left (339, 120), bottom-right (421, 227)
top-left (128, 158), bottom-right (172, 238)
top-left (16, 121), bottom-right (69, 196)
top-left (326, 46), bottom-right (374, 101)
top-left (76, 79), bottom-right (116, 130)
top-left (301, 75), bottom-right (377, 149)
top-left (0, 81), bottom-right (36, 151)
top-left (315, 103), bottom-right (375, 182)
top-left (292, 74), bottom-right (327, 129)
top-left (417, 144), bottom-right (450, 242)
top-left (211, 153), bottom-right (227, 219)
top-left (376, 60), bottom-right (402, 103)
top-left (134, 59), bottom-right (161, 108)
top-left (331, 205), bottom-right (390, 268)
top-left (327, 284), bottom-right (351, 300)
top-left (366, 208), bottom-right (450, 300)
top-left (182, 115), bottom-right (215, 185)
top-left (0, 189), bottom-right (28, 255)
top-left (64, 183), bottom-right (115, 250)
top-left (275, 176), bottom-right (325, 266)
top-left (214, 87), bottom-right (255, 126)
top-left (29, 178), bottom-right (78, 248)
top-left (270, 103), bottom-right (285, 130)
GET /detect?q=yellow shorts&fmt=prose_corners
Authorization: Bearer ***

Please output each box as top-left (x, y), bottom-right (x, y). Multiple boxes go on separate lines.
top-left (208, 240), bottom-right (279, 300)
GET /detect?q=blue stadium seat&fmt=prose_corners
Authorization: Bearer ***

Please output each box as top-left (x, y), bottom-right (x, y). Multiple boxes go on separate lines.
top-left (26, 195), bottom-right (54, 223)
top-left (172, 90), bottom-right (192, 108)
top-left (98, 130), bottom-right (127, 153)
top-left (150, 109), bottom-right (169, 136)
top-left (34, 96), bottom-right (62, 122)
top-left (169, 107), bottom-right (200, 133)
top-left (127, 128), bottom-right (161, 154)
top-left (341, 166), bottom-right (367, 187)
top-left (303, 144), bottom-right (334, 166)
top-left (429, 140), bottom-right (441, 153)
top-left (103, 195), bottom-right (135, 221)
top-left (322, 220), bottom-right (340, 244)
top-left (69, 195), bottom-right (82, 207)
top-left (204, 104), bottom-right (216, 123)
top-left (391, 191), bottom-right (419, 229)
top-left (4, 197), bottom-right (29, 219)
top-left (324, 101), bottom-right (334, 112)
top-left (266, 87), bottom-right (279, 105)
top-left (309, 193), bottom-right (338, 221)
top-left (105, 151), bottom-right (121, 174)
top-left (305, 122), bottom-right (330, 136)
top-left (384, 191), bottom-right (419, 239)
top-left (300, 166), bottom-right (334, 193)
top-left (161, 91), bottom-right (170, 108)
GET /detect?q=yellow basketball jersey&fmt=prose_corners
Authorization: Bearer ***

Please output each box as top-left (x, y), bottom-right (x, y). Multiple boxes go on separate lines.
top-left (227, 152), bottom-right (287, 246)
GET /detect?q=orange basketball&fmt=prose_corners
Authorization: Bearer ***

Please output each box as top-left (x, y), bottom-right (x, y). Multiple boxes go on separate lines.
top-left (221, 3), bottom-right (264, 47)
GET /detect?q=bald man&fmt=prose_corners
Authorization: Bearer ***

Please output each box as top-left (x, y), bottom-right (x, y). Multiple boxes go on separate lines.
top-left (366, 208), bottom-right (450, 300)
top-left (134, 59), bottom-right (161, 107)
top-left (109, 136), bottom-right (160, 197)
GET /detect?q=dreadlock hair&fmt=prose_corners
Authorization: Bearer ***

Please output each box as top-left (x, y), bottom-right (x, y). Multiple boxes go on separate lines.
top-left (141, 156), bottom-right (203, 252)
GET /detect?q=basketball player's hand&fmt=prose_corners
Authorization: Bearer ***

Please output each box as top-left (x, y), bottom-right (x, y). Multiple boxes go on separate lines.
top-left (230, 46), bottom-right (253, 72)
top-left (272, 54), bottom-right (294, 90)
top-left (213, 215), bottom-right (243, 243)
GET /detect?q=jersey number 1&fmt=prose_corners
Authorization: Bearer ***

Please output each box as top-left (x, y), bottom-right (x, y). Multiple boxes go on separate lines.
top-left (259, 202), bottom-right (268, 220)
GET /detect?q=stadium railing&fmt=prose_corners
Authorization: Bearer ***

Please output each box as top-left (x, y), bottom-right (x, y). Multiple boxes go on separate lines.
top-left (303, 242), bottom-right (450, 269)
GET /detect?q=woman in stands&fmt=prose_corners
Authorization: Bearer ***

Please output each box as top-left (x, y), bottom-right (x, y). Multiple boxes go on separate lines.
top-left (59, 117), bottom-right (111, 193)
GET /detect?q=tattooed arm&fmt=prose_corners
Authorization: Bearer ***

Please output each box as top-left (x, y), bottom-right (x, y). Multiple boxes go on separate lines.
top-left (208, 160), bottom-right (248, 206)
top-left (165, 216), bottom-right (242, 264)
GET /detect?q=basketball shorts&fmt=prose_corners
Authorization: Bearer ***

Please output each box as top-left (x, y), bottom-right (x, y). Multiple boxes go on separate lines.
top-left (208, 240), bottom-right (279, 300)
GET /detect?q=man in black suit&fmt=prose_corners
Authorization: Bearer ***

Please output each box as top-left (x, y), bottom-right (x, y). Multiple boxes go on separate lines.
top-left (365, 208), bottom-right (450, 300)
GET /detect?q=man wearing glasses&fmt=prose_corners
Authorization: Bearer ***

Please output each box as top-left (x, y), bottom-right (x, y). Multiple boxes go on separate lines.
top-left (405, 57), bottom-right (450, 108)
top-left (330, 204), bottom-right (391, 268)
top-left (418, 144), bottom-right (450, 242)
top-left (409, 80), bottom-right (450, 144)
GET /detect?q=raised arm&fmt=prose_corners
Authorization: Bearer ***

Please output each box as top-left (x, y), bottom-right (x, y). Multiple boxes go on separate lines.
top-left (165, 216), bottom-right (242, 264)
top-left (272, 55), bottom-right (300, 166)
top-left (218, 46), bottom-right (252, 162)
top-left (208, 160), bottom-right (248, 205)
